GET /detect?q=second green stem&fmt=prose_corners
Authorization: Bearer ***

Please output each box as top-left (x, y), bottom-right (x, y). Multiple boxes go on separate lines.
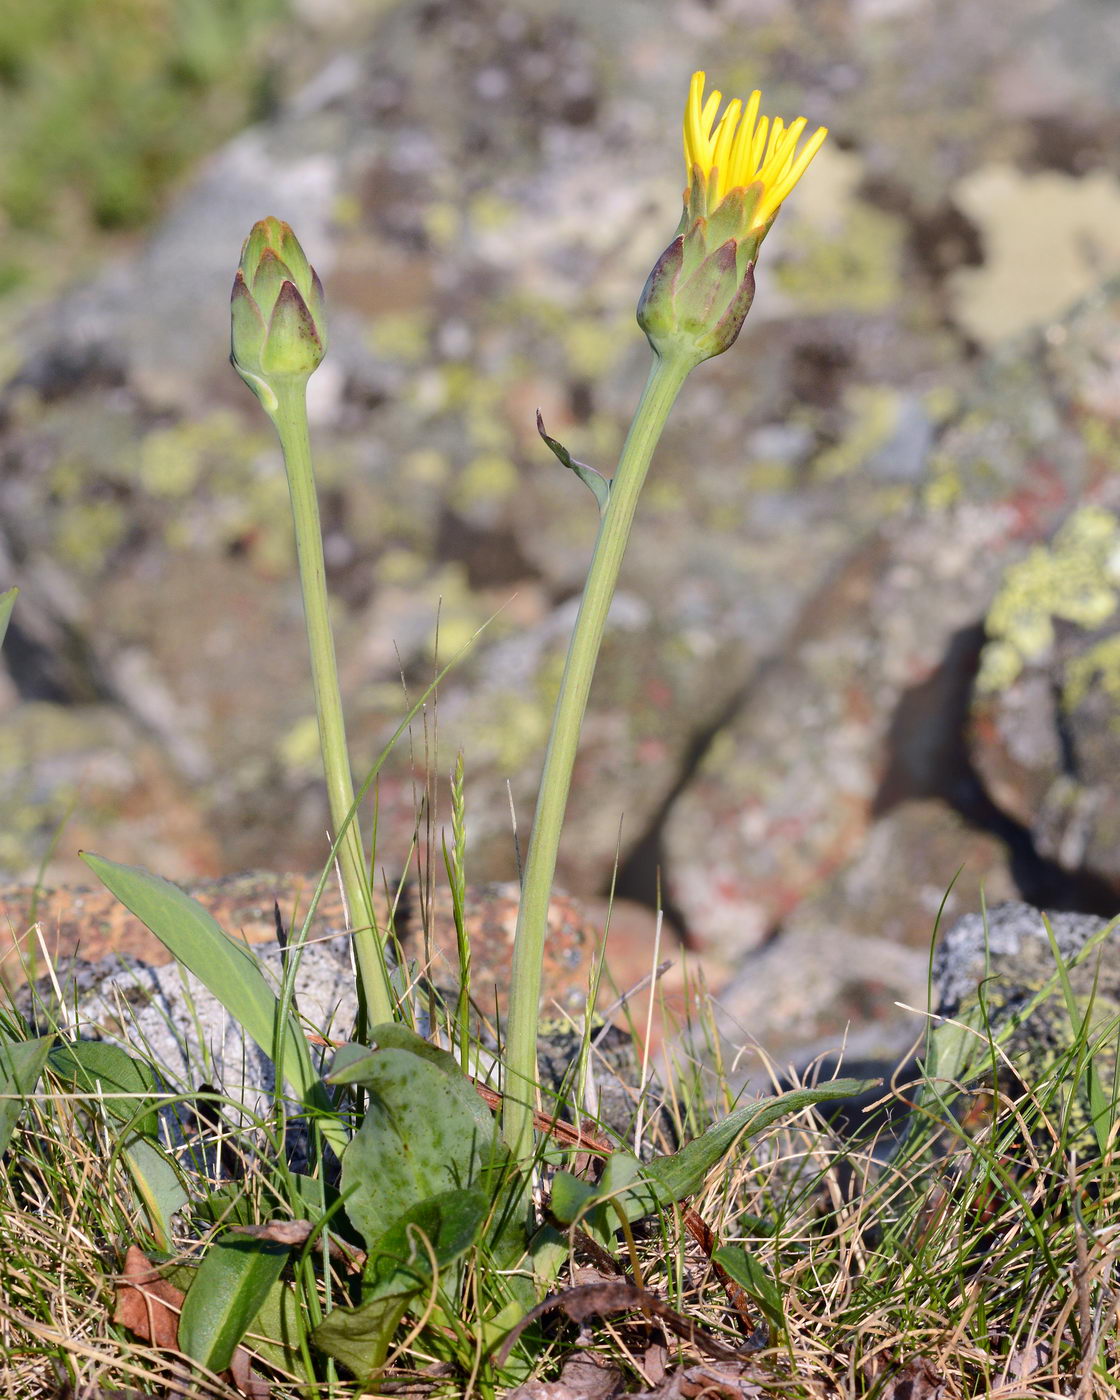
top-left (502, 349), bottom-right (695, 1160)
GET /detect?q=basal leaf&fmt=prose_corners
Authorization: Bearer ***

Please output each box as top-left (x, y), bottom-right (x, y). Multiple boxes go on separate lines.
top-left (314, 1293), bottom-right (411, 1383)
top-left (712, 1244), bottom-right (786, 1334)
top-left (0, 1033), bottom-right (53, 1154)
top-left (363, 1187), bottom-right (489, 1299)
top-left (178, 1234), bottom-right (290, 1374)
top-left (551, 1085), bottom-right (874, 1236)
top-left (633, 1078), bottom-right (874, 1215)
top-left (79, 854), bottom-right (331, 1127)
top-left (337, 1046), bottom-right (505, 1251)
top-left (124, 1136), bottom-right (188, 1252)
top-left (49, 1040), bottom-right (161, 1137)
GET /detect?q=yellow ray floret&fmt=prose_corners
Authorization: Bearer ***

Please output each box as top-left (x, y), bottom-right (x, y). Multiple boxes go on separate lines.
top-left (684, 70), bottom-right (827, 228)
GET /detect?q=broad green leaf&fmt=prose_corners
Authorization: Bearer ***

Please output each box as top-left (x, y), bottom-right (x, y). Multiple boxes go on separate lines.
top-left (178, 1234), bottom-right (290, 1374)
top-left (336, 1046), bottom-right (506, 1251)
top-left (314, 1188), bottom-right (488, 1383)
top-left (335, 1028), bottom-right (527, 1269)
top-left (79, 854), bottom-right (337, 1141)
top-left (245, 1279), bottom-right (307, 1379)
top-left (124, 1136), bottom-right (188, 1252)
top-left (548, 1171), bottom-right (599, 1227)
top-left (0, 1033), bottom-right (53, 1154)
top-left (364, 1187), bottom-right (489, 1299)
top-left (712, 1244), bottom-right (786, 1334)
top-left (49, 1040), bottom-right (161, 1137)
top-left (0, 587), bottom-right (16, 649)
top-left (525, 1223), bottom-right (567, 1293)
top-left (549, 1152), bottom-right (646, 1244)
top-left (332, 1023), bottom-right (476, 1085)
top-left (314, 1293), bottom-right (410, 1382)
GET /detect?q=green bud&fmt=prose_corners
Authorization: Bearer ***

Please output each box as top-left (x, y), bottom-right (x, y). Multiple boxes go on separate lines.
top-left (637, 198), bottom-right (760, 365)
top-left (231, 217), bottom-right (327, 412)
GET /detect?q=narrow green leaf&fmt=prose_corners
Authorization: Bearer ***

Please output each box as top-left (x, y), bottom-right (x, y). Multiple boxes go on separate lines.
top-left (536, 411), bottom-right (610, 513)
top-left (123, 1136), bottom-right (188, 1252)
top-left (0, 587), bottom-right (16, 650)
top-left (629, 1078), bottom-right (875, 1216)
top-left (179, 1234), bottom-right (290, 1374)
top-left (0, 1033), bottom-right (53, 1154)
top-left (79, 855), bottom-right (323, 1113)
top-left (1042, 915), bottom-right (1112, 1153)
top-left (712, 1244), bottom-right (786, 1334)
top-left (550, 1083), bottom-right (875, 1240)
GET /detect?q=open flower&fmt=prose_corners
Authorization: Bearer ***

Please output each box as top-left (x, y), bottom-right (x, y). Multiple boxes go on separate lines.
top-left (231, 217), bottom-right (328, 412)
top-left (638, 72), bottom-right (827, 363)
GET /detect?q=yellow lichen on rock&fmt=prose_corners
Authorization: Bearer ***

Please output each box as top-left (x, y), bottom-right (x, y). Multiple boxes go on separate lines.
top-left (978, 505), bottom-right (1120, 693)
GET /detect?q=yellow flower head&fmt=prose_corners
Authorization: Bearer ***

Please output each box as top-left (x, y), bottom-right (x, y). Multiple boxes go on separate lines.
top-left (683, 70), bottom-right (828, 229)
top-left (637, 72), bottom-right (826, 363)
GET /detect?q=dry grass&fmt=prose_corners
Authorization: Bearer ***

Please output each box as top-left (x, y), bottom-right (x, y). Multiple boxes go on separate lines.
top-left (2, 972), bottom-right (1120, 1397)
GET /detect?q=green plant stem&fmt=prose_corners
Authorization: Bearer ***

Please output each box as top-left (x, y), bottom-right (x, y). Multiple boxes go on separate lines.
top-left (502, 349), bottom-right (696, 1160)
top-left (271, 379), bottom-right (394, 1029)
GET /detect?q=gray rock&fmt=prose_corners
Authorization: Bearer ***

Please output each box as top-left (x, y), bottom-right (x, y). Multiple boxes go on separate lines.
top-left (930, 901), bottom-right (1120, 1148)
top-left (24, 937), bottom-right (358, 1123)
top-left (712, 800), bottom-right (1018, 1088)
top-left (933, 901), bottom-right (1116, 1024)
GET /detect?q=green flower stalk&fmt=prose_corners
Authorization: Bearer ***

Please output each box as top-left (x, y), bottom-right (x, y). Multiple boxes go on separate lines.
top-left (501, 74), bottom-right (826, 1162)
top-left (231, 217), bottom-right (393, 1029)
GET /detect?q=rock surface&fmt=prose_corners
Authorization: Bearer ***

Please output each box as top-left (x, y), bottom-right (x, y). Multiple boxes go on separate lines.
top-left (3, 0), bottom-right (1120, 1077)
top-left (930, 901), bottom-right (1120, 1149)
top-left (15, 876), bottom-right (660, 1140)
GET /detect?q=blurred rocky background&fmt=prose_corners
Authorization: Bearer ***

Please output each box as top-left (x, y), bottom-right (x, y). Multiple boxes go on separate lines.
top-left (2, 0), bottom-right (1120, 1078)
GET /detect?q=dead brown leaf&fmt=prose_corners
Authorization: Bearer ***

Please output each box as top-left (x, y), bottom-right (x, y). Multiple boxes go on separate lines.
top-left (230, 1218), bottom-right (365, 1272)
top-left (113, 1244), bottom-right (184, 1351)
top-left (1002, 1340), bottom-right (1052, 1383)
top-left (505, 1347), bottom-right (625, 1399)
top-left (632, 1360), bottom-right (767, 1398)
top-left (112, 1244), bottom-right (270, 1400)
top-left (680, 1205), bottom-right (759, 1339)
top-left (870, 1356), bottom-right (947, 1400)
top-left (495, 1281), bottom-right (746, 1370)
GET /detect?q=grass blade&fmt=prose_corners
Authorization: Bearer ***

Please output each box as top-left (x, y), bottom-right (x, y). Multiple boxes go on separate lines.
top-left (0, 587), bottom-right (16, 649)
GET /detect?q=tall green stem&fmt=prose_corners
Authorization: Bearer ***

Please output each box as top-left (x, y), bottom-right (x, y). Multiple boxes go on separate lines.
top-left (271, 379), bottom-right (395, 1028)
top-left (502, 350), bottom-right (696, 1160)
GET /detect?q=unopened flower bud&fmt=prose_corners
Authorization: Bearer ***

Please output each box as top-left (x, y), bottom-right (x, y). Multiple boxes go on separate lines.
top-left (231, 217), bottom-right (327, 411)
top-left (638, 72), bottom-right (826, 364)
